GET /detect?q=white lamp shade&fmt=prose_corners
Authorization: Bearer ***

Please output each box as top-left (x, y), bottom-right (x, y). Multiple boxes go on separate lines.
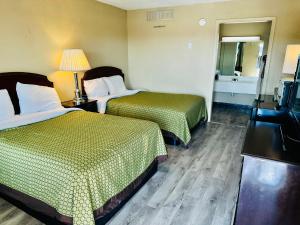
top-left (59, 49), bottom-right (91, 72)
top-left (282, 45), bottom-right (300, 74)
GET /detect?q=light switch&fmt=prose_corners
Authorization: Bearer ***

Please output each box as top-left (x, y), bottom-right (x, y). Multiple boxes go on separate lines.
top-left (188, 42), bottom-right (193, 49)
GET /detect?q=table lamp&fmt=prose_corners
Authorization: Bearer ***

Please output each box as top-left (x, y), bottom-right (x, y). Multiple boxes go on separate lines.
top-left (278, 45), bottom-right (300, 107)
top-left (59, 49), bottom-right (91, 103)
top-left (282, 45), bottom-right (300, 75)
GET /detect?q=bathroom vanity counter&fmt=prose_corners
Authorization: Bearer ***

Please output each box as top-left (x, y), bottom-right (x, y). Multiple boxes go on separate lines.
top-left (214, 75), bottom-right (259, 95)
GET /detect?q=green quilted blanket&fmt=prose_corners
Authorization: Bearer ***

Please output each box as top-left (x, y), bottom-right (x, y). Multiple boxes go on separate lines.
top-left (0, 111), bottom-right (167, 225)
top-left (107, 92), bottom-right (207, 145)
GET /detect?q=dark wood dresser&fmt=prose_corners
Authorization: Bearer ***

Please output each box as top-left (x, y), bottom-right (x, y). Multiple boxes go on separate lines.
top-left (235, 120), bottom-right (300, 225)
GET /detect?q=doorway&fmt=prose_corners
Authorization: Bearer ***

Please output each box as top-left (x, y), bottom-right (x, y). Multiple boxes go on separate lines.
top-left (210, 17), bottom-right (276, 124)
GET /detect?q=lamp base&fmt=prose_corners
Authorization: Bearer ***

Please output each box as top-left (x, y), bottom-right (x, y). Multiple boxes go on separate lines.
top-left (73, 88), bottom-right (84, 104)
top-left (73, 97), bottom-right (84, 104)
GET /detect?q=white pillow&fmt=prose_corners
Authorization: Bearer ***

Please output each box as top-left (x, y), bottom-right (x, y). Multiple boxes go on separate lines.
top-left (103, 75), bottom-right (127, 95)
top-left (84, 78), bottom-right (109, 98)
top-left (17, 82), bottom-right (63, 115)
top-left (0, 89), bottom-right (15, 120)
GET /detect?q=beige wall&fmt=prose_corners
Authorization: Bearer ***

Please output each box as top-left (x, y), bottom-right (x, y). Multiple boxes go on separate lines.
top-left (1, 0), bottom-right (300, 120)
top-left (0, 0), bottom-right (128, 101)
top-left (127, 0), bottom-right (300, 120)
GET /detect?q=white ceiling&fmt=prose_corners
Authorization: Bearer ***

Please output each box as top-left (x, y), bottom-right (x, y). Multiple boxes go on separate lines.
top-left (97, 0), bottom-right (231, 10)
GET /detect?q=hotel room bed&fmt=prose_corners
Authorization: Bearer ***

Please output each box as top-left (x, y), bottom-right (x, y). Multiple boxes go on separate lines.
top-left (82, 67), bottom-right (207, 146)
top-left (0, 72), bottom-right (167, 225)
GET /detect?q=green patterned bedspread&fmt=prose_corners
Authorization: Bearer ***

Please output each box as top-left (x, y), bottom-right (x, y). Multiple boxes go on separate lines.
top-left (107, 92), bottom-right (207, 145)
top-left (0, 111), bottom-right (166, 225)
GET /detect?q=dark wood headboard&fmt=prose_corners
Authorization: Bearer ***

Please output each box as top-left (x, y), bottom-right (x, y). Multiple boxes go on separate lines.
top-left (0, 72), bottom-right (53, 114)
top-left (81, 66), bottom-right (125, 96)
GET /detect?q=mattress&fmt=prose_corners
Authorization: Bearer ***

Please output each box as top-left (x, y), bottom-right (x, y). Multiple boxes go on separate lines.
top-left (107, 91), bottom-right (207, 145)
top-left (0, 111), bottom-right (167, 225)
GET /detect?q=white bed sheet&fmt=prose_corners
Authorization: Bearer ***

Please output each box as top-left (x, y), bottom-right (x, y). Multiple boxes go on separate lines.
top-left (0, 108), bottom-right (81, 131)
top-left (95, 89), bottom-right (140, 114)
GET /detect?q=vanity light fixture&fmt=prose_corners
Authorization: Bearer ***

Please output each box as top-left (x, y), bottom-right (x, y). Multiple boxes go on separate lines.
top-left (222, 36), bottom-right (260, 42)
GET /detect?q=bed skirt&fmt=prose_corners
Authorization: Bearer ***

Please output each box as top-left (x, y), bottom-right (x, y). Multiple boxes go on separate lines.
top-left (0, 155), bottom-right (167, 225)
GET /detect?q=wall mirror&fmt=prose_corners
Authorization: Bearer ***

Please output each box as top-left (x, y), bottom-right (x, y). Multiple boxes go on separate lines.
top-left (217, 40), bottom-right (264, 77)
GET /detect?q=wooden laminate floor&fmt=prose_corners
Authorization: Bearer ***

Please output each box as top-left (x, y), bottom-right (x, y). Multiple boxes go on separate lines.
top-left (0, 107), bottom-right (248, 225)
top-left (211, 103), bottom-right (251, 127)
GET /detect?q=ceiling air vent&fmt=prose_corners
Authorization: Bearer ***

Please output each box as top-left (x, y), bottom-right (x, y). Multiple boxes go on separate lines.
top-left (146, 9), bottom-right (174, 22)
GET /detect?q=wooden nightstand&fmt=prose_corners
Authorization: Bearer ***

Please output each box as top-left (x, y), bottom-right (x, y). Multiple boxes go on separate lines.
top-left (62, 99), bottom-right (98, 112)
